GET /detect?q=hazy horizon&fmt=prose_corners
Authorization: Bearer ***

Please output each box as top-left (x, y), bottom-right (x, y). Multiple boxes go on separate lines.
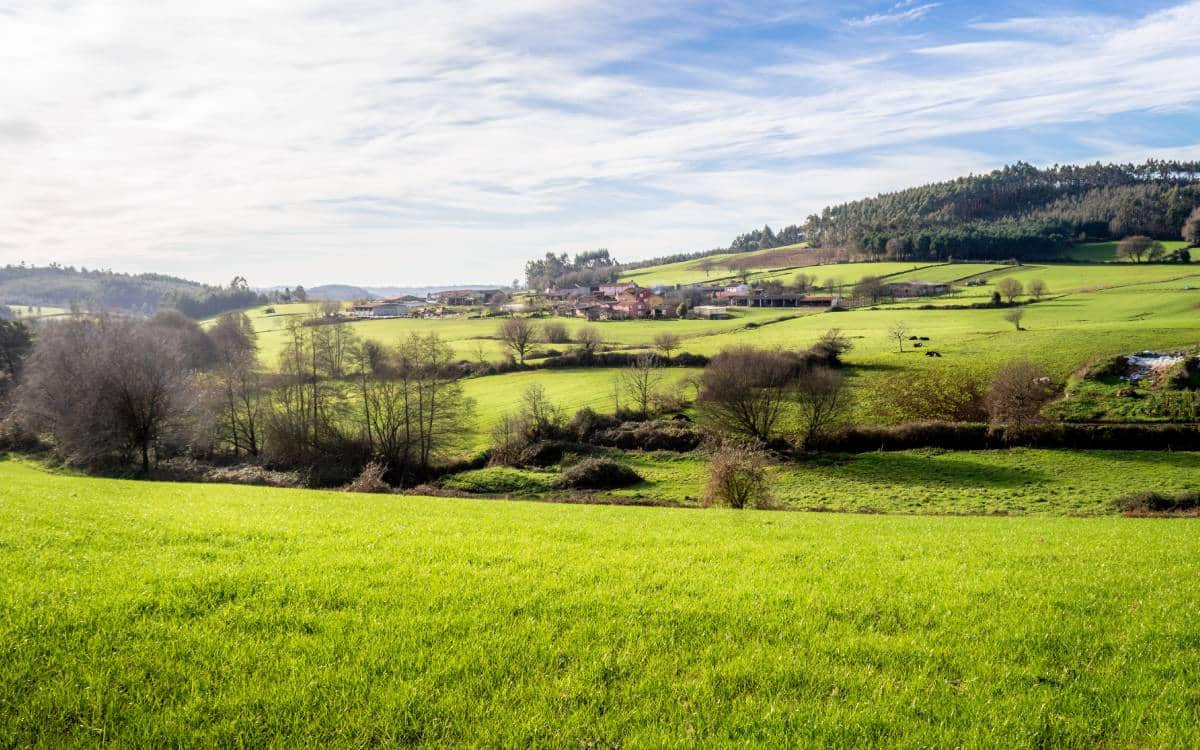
top-left (4, 0), bottom-right (1200, 288)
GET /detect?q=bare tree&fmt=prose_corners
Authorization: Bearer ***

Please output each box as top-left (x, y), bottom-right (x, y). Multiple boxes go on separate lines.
top-left (704, 444), bottom-right (769, 509)
top-left (1118, 235), bottom-right (1164, 263)
top-left (498, 317), bottom-right (537, 364)
top-left (542, 321), bottom-right (570, 344)
top-left (792, 366), bottom-right (851, 449)
top-left (576, 326), bottom-right (602, 356)
top-left (1183, 207), bottom-right (1200, 245)
top-left (985, 360), bottom-right (1057, 431)
top-left (653, 332), bottom-right (681, 362)
top-left (209, 313), bottom-right (264, 457)
top-left (352, 333), bottom-right (474, 484)
top-left (1004, 308), bottom-right (1025, 330)
top-left (0, 320), bottom-right (33, 405)
top-left (697, 346), bottom-right (797, 443)
top-left (888, 321), bottom-right (909, 353)
top-left (995, 277), bottom-right (1023, 303)
top-left (17, 317), bottom-right (192, 473)
top-left (618, 354), bottom-right (664, 418)
top-left (855, 275), bottom-right (888, 304)
top-left (1027, 279), bottom-right (1048, 300)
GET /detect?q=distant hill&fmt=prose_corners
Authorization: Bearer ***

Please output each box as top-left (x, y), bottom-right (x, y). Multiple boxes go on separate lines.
top-left (0, 264), bottom-right (265, 318)
top-left (302, 284), bottom-right (510, 301)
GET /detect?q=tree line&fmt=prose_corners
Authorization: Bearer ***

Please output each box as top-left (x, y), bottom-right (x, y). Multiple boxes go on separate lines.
top-left (3, 311), bottom-right (473, 485)
top-left (0, 264), bottom-right (268, 318)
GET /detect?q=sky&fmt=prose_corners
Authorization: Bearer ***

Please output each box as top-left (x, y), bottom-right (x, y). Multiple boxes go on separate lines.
top-left (2, 1), bottom-right (1200, 288)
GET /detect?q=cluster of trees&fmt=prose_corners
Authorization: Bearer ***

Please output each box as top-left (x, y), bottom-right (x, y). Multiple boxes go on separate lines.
top-left (524, 249), bottom-right (620, 290)
top-left (696, 331), bottom-right (853, 449)
top-left (162, 276), bottom-right (267, 318)
top-left (5, 311), bottom-right (473, 485)
top-left (1118, 235), bottom-right (1192, 264)
top-left (804, 161), bottom-right (1200, 251)
top-left (727, 224), bottom-right (805, 253)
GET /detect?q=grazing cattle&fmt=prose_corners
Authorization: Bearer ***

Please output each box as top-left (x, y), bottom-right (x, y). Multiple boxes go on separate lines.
top-left (925, 350), bottom-right (942, 357)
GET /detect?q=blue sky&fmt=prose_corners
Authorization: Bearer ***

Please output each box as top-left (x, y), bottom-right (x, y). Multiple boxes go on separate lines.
top-left (2, 0), bottom-right (1199, 287)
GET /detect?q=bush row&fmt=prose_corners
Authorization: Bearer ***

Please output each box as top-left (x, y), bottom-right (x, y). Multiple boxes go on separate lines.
top-left (817, 421), bottom-right (1200, 452)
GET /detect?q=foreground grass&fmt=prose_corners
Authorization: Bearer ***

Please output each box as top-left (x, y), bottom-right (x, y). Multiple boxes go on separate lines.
top-left (2, 459), bottom-right (1199, 747)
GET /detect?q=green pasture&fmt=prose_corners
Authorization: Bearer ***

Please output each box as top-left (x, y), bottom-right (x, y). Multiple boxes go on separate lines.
top-left (462, 367), bottom-right (700, 450)
top-left (1067, 240), bottom-right (1191, 262)
top-left (2, 459), bottom-right (1198, 747)
top-left (230, 262), bottom-right (1200, 438)
top-left (446, 448), bottom-right (1200, 515)
top-left (613, 448), bottom-right (1200, 514)
top-left (243, 304), bottom-right (802, 366)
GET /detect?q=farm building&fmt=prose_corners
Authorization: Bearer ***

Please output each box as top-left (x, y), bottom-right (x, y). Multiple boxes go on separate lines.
top-left (349, 301), bottom-right (408, 318)
top-left (693, 305), bottom-right (729, 319)
top-left (722, 293), bottom-right (837, 308)
top-left (885, 281), bottom-right (952, 297)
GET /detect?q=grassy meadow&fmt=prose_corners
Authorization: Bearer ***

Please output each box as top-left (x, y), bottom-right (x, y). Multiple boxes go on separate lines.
top-left (2, 458), bottom-right (1199, 747)
top-left (449, 447), bottom-right (1200, 514)
top-left (225, 259), bottom-right (1200, 440)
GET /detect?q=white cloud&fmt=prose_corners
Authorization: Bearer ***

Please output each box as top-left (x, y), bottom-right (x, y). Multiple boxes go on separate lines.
top-left (847, 2), bottom-right (940, 28)
top-left (0, 0), bottom-right (1199, 286)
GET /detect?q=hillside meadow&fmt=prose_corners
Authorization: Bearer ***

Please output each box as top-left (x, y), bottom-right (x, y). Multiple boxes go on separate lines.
top-left (2, 458), bottom-right (1198, 747)
top-left (217, 261), bottom-right (1200, 441)
top-left (450, 447), bottom-right (1200, 515)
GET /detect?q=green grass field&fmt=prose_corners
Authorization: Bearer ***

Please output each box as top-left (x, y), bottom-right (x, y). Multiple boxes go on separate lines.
top-left (2, 458), bottom-right (1198, 747)
top-left (1066, 240), bottom-right (1191, 262)
top-left (447, 447), bottom-right (1200, 514)
top-left (230, 261), bottom-right (1200, 440)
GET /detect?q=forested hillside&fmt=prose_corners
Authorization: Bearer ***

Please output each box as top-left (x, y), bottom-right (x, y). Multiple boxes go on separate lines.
top-left (805, 160), bottom-right (1200, 260)
top-left (610, 161), bottom-right (1200, 279)
top-left (0, 264), bottom-right (265, 318)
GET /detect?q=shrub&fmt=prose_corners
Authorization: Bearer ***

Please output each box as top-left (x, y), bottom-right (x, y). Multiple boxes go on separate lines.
top-left (443, 467), bottom-right (555, 494)
top-left (704, 445), bottom-right (769, 509)
top-left (203, 464), bottom-right (303, 488)
top-left (567, 406), bottom-right (619, 441)
top-left (1112, 490), bottom-right (1200, 515)
top-left (542, 322), bottom-right (570, 344)
top-left (343, 461), bottom-right (392, 493)
top-left (985, 359), bottom-right (1057, 430)
top-left (557, 458), bottom-right (642, 490)
top-left (879, 368), bottom-right (988, 423)
top-left (592, 420), bottom-right (705, 452)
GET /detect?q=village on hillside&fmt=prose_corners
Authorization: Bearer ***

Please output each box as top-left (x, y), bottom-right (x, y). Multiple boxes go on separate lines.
top-left (345, 277), bottom-right (955, 321)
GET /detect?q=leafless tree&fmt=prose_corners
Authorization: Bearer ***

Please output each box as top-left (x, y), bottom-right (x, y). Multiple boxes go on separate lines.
top-left (888, 321), bottom-right (909, 353)
top-left (542, 321), bottom-right (570, 344)
top-left (792, 365), bottom-right (851, 449)
top-left (697, 346), bottom-right (797, 443)
top-left (499, 317), bottom-right (537, 364)
top-left (1027, 279), bottom-right (1048, 300)
top-left (704, 444), bottom-right (769, 509)
top-left (576, 326), bottom-right (602, 355)
top-left (1004, 308), bottom-right (1025, 330)
top-left (653, 332), bottom-right (681, 361)
top-left (985, 360), bottom-right (1057, 431)
top-left (1118, 235), bottom-right (1164, 263)
top-left (855, 275), bottom-right (888, 304)
top-left (995, 277), bottom-right (1023, 303)
top-left (17, 317), bottom-right (192, 473)
top-left (351, 333), bottom-right (474, 483)
top-left (618, 354), bottom-right (664, 418)
top-left (1183, 207), bottom-right (1200, 245)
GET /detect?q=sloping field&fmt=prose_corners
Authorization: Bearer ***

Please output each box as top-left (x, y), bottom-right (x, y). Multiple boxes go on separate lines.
top-left (1066, 240), bottom-right (1191, 262)
top-left (1, 459), bottom-right (1197, 747)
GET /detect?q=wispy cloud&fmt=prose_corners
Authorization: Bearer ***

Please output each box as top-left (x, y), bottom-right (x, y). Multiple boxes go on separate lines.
top-left (847, 2), bottom-right (941, 28)
top-left (0, 1), bottom-right (1198, 286)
